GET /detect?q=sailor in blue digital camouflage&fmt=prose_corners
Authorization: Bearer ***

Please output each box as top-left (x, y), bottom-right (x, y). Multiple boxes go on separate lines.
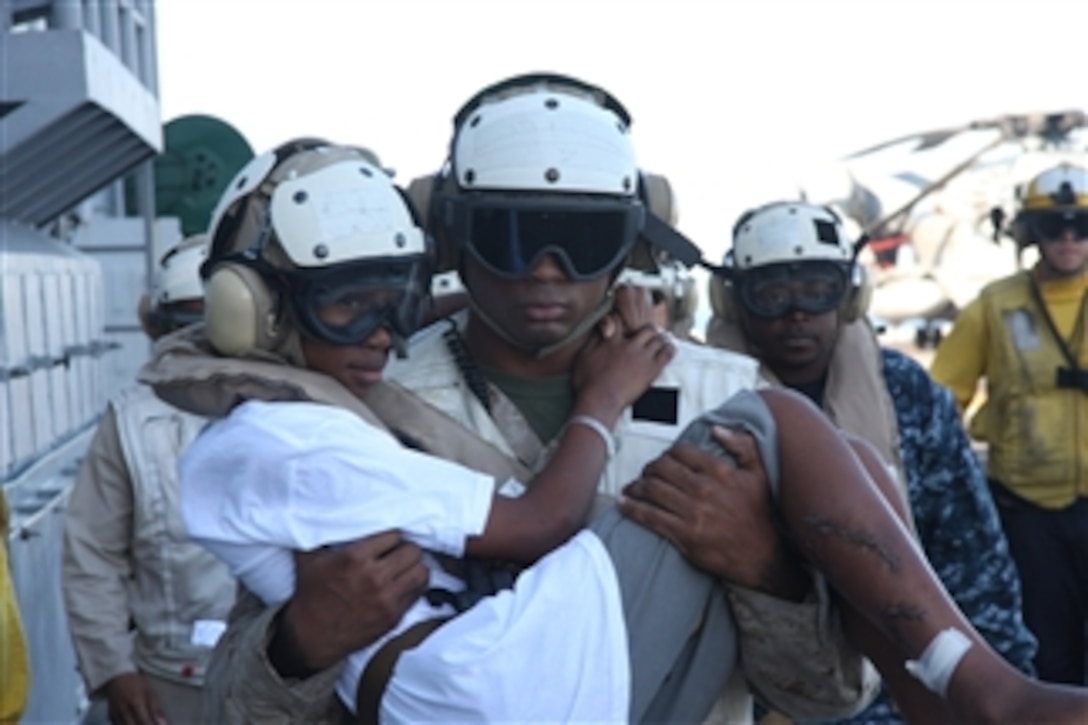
top-left (706, 201), bottom-right (1035, 724)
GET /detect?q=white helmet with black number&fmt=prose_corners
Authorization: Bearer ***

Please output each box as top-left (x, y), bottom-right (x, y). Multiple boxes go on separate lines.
top-left (202, 139), bottom-right (431, 362)
top-left (711, 201), bottom-right (868, 323)
top-left (731, 202), bottom-right (854, 270)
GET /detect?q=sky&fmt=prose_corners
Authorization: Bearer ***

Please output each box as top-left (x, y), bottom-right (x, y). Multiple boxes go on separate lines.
top-left (155, 0), bottom-right (1088, 320)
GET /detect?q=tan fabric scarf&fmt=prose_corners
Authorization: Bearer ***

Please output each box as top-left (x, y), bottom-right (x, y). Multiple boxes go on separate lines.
top-left (139, 325), bottom-right (531, 489)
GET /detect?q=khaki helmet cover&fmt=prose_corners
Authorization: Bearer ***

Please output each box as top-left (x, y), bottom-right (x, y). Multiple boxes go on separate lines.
top-left (202, 142), bottom-right (426, 362)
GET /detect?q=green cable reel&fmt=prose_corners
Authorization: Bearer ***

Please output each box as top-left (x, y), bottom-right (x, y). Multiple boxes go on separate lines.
top-left (138, 114), bottom-right (255, 236)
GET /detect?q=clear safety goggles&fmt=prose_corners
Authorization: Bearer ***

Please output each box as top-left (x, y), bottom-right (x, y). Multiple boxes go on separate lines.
top-left (737, 261), bottom-right (851, 319)
top-left (445, 195), bottom-right (644, 281)
top-left (287, 257), bottom-right (429, 345)
top-left (1028, 211), bottom-right (1088, 243)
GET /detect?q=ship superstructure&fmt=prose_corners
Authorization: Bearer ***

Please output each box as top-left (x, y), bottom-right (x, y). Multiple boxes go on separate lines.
top-left (2, 2), bottom-right (164, 720)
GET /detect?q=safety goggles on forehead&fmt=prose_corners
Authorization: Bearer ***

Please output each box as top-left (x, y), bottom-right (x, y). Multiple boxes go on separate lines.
top-left (287, 257), bottom-right (429, 346)
top-left (737, 261), bottom-right (851, 319)
top-left (444, 195), bottom-right (644, 281)
top-left (1029, 211), bottom-right (1088, 242)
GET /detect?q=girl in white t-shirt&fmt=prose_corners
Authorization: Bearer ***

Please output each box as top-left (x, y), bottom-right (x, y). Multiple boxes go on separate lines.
top-left (181, 287), bottom-right (674, 720)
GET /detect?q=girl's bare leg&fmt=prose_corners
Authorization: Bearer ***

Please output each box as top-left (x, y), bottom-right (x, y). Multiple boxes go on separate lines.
top-left (831, 437), bottom-right (956, 723)
top-left (762, 388), bottom-right (1088, 724)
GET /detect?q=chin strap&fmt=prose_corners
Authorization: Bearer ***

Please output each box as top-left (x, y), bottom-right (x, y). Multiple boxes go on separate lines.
top-left (274, 327), bottom-right (307, 369)
top-left (391, 332), bottom-right (409, 359)
top-left (466, 288), bottom-right (614, 360)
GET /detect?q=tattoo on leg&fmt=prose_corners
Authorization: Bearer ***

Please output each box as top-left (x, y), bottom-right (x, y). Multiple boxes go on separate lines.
top-left (882, 602), bottom-right (927, 623)
top-left (802, 515), bottom-right (901, 573)
top-left (881, 602), bottom-right (928, 650)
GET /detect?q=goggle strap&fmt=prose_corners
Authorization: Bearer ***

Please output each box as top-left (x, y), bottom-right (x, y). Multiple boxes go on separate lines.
top-left (464, 286), bottom-right (614, 359)
top-left (532, 295), bottom-right (614, 360)
top-left (641, 212), bottom-right (705, 269)
top-left (391, 330), bottom-right (410, 360)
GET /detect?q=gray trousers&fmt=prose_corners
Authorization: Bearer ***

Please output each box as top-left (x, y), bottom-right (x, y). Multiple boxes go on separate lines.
top-left (589, 390), bottom-right (780, 723)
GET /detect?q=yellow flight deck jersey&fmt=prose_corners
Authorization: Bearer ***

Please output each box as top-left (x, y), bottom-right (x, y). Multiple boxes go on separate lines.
top-left (931, 268), bottom-right (1088, 509)
top-left (0, 490), bottom-right (29, 723)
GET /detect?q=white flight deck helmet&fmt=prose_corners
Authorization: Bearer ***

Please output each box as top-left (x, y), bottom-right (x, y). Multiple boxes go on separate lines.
top-left (428, 73), bottom-right (645, 282)
top-left (140, 234), bottom-right (208, 337)
top-left (709, 201), bottom-right (870, 323)
top-left (201, 139), bottom-right (431, 365)
top-left (401, 73), bottom-right (703, 355)
top-left (154, 235), bottom-right (207, 304)
top-left (411, 73), bottom-right (697, 358)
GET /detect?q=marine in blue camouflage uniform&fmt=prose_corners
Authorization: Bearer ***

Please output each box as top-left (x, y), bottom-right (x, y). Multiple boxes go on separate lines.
top-left (704, 200), bottom-right (1036, 724)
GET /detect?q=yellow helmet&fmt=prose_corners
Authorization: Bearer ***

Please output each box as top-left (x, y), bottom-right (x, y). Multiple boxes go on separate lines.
top-left (1011, 162), bottom-right (1088, 246)
top-left (1020, 163), bottom-right (1088, 211)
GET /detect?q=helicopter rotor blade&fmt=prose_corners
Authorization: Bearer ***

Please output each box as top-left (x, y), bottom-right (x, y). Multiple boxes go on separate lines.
top-left (843, 127), bottom-right (970, 160)
top-left (843, 109), bottom-right (1087, 161)
top-left (864, 134), bottom-right (1009, 237)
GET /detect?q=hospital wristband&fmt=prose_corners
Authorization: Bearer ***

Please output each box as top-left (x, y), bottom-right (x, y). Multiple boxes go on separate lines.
top-left (565, 414), bottom-right (617, 459)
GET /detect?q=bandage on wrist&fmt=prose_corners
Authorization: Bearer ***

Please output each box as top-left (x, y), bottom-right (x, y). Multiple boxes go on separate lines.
top-left (904, 627), bottom-right (973, 698)
top-left (565, 414), bottom-right (616, 459)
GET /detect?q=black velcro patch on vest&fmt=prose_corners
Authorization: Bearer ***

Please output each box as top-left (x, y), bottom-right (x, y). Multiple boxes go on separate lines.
top-left (632, 387), bottom-right (679, 425)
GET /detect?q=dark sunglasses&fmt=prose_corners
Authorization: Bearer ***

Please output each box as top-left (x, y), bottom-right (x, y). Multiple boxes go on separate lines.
top-left (443, 195), bottom-right (644, 281)
top-left (1029, 211), bottom-right (1088, 243)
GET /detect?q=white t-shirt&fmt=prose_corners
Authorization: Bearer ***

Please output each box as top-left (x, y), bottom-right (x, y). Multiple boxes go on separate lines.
top-left (180, 400), bottom-right (629, 721)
